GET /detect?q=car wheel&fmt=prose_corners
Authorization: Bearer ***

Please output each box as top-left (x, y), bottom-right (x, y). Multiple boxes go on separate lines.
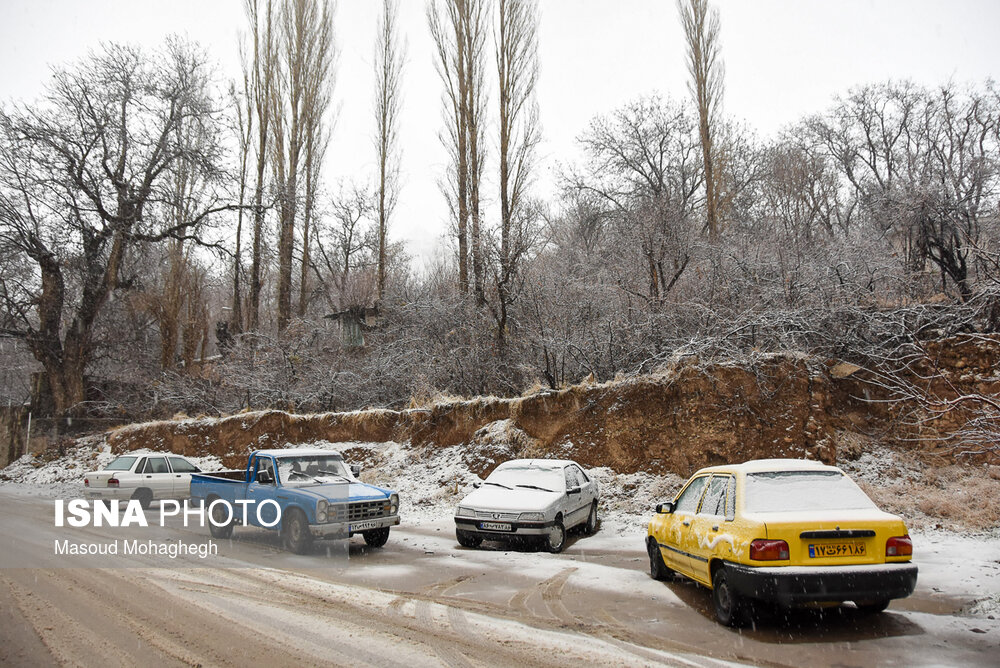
top-left (545, 519), bottom-right (566, 553)
top-left (207, 496), bottom-right (234, 539)
top-left (456, 530), bottom-right (483, 548)
top-left (584, 502), bottom-right (598, 535)
top-left (131, 488), bottom-right (153, 510)
top-left (647, 537), bottom-right (673, 581)
top-left (712, 566), bottom-right (749, 627)
top-left (362, 527), bottom-right (390, 548)
top-left (282, 509), bottom-right (313, 554)
top-left (856, 599), bottom-right (890, 614)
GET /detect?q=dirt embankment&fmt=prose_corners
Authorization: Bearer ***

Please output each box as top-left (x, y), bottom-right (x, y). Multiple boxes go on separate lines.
top-left (106, 336), bottom-right (1000, 476)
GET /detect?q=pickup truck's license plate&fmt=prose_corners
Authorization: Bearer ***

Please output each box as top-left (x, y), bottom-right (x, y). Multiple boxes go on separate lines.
top-left (351, 520), bottom-right (381, 531)
top-left (479, 522), bottom-right (512, 531)
top-left (809, 542), bottom-right (866, 558)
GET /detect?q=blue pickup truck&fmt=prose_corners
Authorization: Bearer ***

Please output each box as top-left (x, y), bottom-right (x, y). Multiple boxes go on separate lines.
top-left (189, 448), bottom-right (400, 553)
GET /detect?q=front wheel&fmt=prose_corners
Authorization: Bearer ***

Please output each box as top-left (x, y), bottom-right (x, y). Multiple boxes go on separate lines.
top-left (712, 566), bottom-right (749, 627)
top-left (363, 527), bottom-right (390, 548)
top-left (282, 509), bottom-right (313, 554)
top-left (647, 537), bottom-right (672, 581)
top-left (456, 530), bottom-right (483, 548)
top-left (584, 502), bottom-right (598, 535)
top-left (545, 520), bottom-right (566, 553)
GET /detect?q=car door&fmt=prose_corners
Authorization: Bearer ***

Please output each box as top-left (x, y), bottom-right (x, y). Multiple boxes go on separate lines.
top-left (662, 475), bottom-right (710, 575)
top-left (167, 456), bottom-right (200, 498)
top-left (686, 474), bottom-right (731, 585)
top-left (562, 466), bottom-right (586, 527)
top-left (138, 456), bottom-right (174, 500)
top-left (246, 455), bottom-right (280, 527)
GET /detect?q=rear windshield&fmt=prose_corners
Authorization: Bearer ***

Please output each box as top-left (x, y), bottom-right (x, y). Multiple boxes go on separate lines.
top-left (744, 471), bottom-right (877, 513)
top-left (104, 456), bottom-right (137, 471)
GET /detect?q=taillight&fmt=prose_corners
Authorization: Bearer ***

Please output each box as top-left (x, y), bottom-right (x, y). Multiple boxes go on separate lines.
top-left (84, 478), bottom-right (89, 487)
top-left (750, 539), bottom-right (789, 561)
top-left (886, 536), bottom-right (912, 557)
top-left (108, 478), bottom-right (119, 488)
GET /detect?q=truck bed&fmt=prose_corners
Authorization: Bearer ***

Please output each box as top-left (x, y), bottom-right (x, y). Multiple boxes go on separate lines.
top-left (192, 470), bottom-right (246, 482)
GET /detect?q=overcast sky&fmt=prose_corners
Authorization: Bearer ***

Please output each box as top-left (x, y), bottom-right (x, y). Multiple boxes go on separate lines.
top-left (2, 0), bottom-right (998, 266)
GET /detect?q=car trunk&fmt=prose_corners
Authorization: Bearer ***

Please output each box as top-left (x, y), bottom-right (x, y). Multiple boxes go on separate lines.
top-left (753, 509), bottom-right (908, 567)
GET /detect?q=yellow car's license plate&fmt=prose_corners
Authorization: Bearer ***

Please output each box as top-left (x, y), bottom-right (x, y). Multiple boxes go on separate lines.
top-left (809, 542), bottom-right (866, 558)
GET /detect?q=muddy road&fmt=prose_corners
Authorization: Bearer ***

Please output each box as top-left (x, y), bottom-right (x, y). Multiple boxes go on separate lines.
top-left (1, 489), bottom-right (997, 667)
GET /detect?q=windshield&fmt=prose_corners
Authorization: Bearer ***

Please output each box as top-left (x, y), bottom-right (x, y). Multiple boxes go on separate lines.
top-left (744, 471), bottom-right (878, 513)
top-left (486, 466), bottom-right (565, 492)
top-left (275, 455), bottom-right (353, 486)
top-left (104, 456), bottom-right (137, 471)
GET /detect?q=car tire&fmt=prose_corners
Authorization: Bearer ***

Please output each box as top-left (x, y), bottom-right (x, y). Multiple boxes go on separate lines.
top-left (362, 527), bottom-right (390, 548)
top-left (282, 509), bottom-right (313, 554)
top-left (456, 530), bottom-right (483, 548)
top-left (712, 566), bottom-right (749, 627)
top-left (545, 519), bottom-right (566, 553)
top-left (207, 496), bottom-right (234, 539)
top-left (131, 488), bottom-right (153, 510)
top-left (584, 502), bottom-right (598, 535)
top-left (856, 599), bottom-right (890, 614)
top-left (647, 537), bottom-right (673, 581)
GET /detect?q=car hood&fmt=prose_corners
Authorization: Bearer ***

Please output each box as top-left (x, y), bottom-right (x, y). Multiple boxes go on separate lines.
top-left (286, 482), bottom-right (393, 503)
top-left (460, 485), bottom-right (560, 513)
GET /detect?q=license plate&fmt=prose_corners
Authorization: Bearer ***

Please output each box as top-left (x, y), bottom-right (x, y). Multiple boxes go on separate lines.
top-left (479, 522), bottom-right (512, 531)
top-left (809, 542), bottom-right (866, 558)
top-left (351, 520), bottom-right (380, 531)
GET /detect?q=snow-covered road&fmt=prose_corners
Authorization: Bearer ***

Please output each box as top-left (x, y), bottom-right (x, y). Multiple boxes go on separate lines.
top-left (1, 485), bottom-right (998, 667)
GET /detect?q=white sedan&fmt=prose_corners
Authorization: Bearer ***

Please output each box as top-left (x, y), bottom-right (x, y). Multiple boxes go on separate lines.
top-left (454, 459), bottom-right (599, 553)
top-left (83, 453), bottom-right (202, 509)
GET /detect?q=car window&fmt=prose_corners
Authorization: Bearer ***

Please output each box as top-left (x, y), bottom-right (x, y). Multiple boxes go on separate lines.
top-left (168, 457), bottom-right (199, 473)
top-left (564, 467), bottom-right (581, 489)
top-left (574, 465), bottom-right (590, 483)
top-left (487, 466), bottom-right (565, 492)
top-left (698, 475), bottom-right (729, 516)
top-left (145, 457), bottom-right (168, 474)
top-left (104, 456), bottom-right (138, 471)
top-left (674, 476), bottom-right (709, 514)
top-left (725, 476), bottom-right (736, 521)
top-left (255, 457), bottom-right (275, 484)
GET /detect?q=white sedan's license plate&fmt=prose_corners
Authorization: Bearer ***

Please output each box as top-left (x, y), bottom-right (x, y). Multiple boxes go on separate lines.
top-left (351, 520), bottom-right (380, 531)
top-left (479, 521), bottom-right (512, 531)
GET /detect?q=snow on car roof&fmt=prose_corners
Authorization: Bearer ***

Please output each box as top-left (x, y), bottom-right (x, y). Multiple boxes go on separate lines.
top-left (696, 458), bottom-right (841, 476)
top-left (496, 458), bottom-right (576, 470)
top-left (254, 448), bottom-right (344, 458)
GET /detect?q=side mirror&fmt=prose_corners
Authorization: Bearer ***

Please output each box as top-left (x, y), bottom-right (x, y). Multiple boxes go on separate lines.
top-left (258, 470), bottom-right (273, 484)
top-left (567, 486), bottom-right (582, 495)
top-left (472, 482), bottom-right (481, 489)
top-left (656, 502), bottom-right (675, 514)
top-left (350, 464), bottom-right (361, 478)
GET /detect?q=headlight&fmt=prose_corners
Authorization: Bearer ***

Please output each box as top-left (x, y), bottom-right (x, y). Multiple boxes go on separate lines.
top-left (519, 512), bottom-right (545, 522)
top-left (390, 493), bottom-right (399, 514)
top-left (456, 506), bottom-right (474, 517)
top-left (317, 500), bottom-right (328, 523)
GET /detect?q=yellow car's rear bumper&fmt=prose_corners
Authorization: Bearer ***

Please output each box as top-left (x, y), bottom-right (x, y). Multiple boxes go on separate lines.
top-left (725, 561), bottom-right (918, 607)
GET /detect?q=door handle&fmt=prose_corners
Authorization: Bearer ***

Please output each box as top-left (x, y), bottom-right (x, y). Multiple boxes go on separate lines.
top-left (712, 525), bottom-right (719, 532)
top-left (682, 521), bottom-right (690, 527)
top-left (146, 475), bottom-right (152, 478)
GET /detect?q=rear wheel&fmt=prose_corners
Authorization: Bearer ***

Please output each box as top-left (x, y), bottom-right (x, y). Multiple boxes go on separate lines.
top-left (207, 497), bottom-right (234, 539)
top-left (131, 488), bottom-right (153, 510)
top-left (362, 527), bottom-right (390, 548)
top-left (282, 509), bottom-right (313, 554)
top-left (647, 537), bottom-right (672, 581)
top-left (456, 530), bottom-right (483, 548)
top-left (712, 566), bottom-right (750, 627)
top-left (856, 599), bottom-right (890, 614)
top-left (584, 502), bottom-right (598, 535)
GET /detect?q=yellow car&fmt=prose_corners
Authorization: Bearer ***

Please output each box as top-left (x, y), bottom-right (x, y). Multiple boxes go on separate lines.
top-left (646, 459), bottom-right (917, 626)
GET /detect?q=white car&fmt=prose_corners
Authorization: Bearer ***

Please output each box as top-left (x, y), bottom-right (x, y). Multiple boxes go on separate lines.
top-left (83, 453), bottom-right (202, 508)
top-left (454, 459), bottom-right (599, 553)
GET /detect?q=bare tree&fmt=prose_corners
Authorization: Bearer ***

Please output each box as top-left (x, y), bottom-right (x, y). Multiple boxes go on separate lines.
top-left (271, 0), bottom-right (336, 330)
top-left (429, 0), bottom-right (489, 298)
top-left (0, 40), bottom-right (226, 417)
top-left (678, 0), bottom-right (725, 238)
top-left (374, 0), bottom-right (405, 303)
top-left (494, 0), bottom-right (540, 343)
